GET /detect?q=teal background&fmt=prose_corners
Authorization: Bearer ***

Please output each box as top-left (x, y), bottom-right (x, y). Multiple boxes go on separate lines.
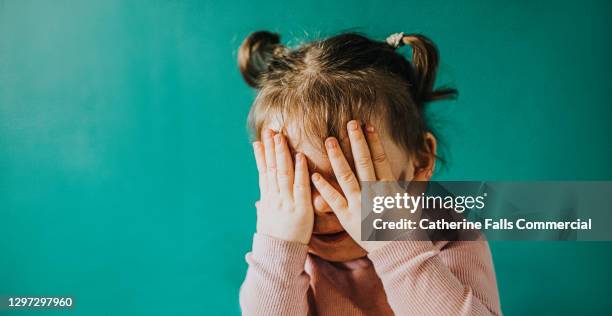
top-left (1, 0), bottom-right (611, 314)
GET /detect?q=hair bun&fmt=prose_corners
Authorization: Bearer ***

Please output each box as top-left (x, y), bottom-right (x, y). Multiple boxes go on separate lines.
top-left (391, 33), bottom-right (457, 105)
top-left (238, 31), bottom-right (282, 88)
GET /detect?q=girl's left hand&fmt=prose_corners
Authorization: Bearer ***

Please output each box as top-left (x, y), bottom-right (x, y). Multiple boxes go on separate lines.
top-left (311, 120), bottom-right (401, 253)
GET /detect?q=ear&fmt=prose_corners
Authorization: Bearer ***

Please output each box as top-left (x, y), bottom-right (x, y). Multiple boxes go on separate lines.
top-left (412, 132), bottom-right (437, 181)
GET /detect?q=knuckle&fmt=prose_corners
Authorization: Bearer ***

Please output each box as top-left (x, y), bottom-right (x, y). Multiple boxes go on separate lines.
top-left (372, 151), bottom-right (387, 164)
top-left (339, 171), bottom-right (354, 183)
top-left (276, 168), bottom-right (291, 178)
top-left (271, 197), bottom-right (282, 208)
top-left (267, 166), bottom-right (277, 174)
top-left (280, 198), bottom-right (292, 209)
top-left (330, 194), bottom-right (344, 208)
top-left (355, 157), bottom-right (371, 168)
top-left (277, 172), bottom-right (292, 184)
top-left (293, 182), bottom-right (308, 192)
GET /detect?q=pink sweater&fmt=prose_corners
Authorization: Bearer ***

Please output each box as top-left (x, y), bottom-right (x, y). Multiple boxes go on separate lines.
top-left (240, 233), bottom-right (501, 315)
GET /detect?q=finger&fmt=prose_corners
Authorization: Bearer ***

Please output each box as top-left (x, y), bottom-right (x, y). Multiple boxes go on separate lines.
top-left (274, 133), bottom-right (294, 203)
top-left (325, 137), bottom-right (360, 197)
top-left (311, 173), bottom-right (347, 212)
top-left (365, 125), bottom-right (394, 180)
top-left (293, 153), bottom-right (311, 212)
top-left (262, 129), bottom-right (279, 193)
top-left (253, 141), bottom-right (267, 196)
top-left (347, 120), bottom-right (376, 181)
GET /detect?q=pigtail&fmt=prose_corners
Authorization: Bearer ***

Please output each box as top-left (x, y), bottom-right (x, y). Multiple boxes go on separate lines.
top-left (238, 31), bottom-right (285, 88)
top-left (388, 33), bottom-right (457, 105)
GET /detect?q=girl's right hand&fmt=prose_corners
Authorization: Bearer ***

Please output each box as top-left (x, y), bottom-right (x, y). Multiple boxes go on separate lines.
top-left (252, 129), bottom-right (314, 245)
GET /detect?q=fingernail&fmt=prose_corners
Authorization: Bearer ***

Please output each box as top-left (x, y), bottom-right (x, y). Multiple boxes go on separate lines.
top-left (253, 141), bottom-right (261, 150)
top-left (265, 129), bottom-right (274, 140)
top-left (312, 173), bottom-right (321, 181)
top-left (296, 153), bottom-right (303, 163)
top-left (274, 134), bottom-right (281, 145)
top-left (366, 125), bottom-right (375, 133)
top-left (348, 120), bottom-right (359, 131)
top-left (325, 137), bottom-right (337, 149)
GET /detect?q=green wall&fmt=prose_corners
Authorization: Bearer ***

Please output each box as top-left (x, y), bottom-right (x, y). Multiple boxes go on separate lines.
top-left (1, 0), bottom-right (611, 314)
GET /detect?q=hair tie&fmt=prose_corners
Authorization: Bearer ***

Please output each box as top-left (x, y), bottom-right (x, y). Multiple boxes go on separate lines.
top-left (386, 32), bottom-right (405, 49)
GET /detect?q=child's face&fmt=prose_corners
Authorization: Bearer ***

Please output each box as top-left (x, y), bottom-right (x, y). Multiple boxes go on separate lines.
top-left (265, 121), bottom-right (416, 262)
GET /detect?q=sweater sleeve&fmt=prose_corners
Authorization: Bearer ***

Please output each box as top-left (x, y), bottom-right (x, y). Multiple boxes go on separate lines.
top-left (239, 233), bottom-right (311, 316)
top-left (368, 239), bottom-right (501, 316)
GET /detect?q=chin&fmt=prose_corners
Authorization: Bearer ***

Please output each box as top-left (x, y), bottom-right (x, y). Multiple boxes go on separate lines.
top-left (308, 232), bottom-right (368, 262)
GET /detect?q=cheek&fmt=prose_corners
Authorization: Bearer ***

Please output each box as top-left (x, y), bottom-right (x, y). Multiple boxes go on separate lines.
top-left (398, 165), bottom-right (415, 181)
top-left (389, 155), bottom-right (415, 181)
top-left (379, 138), bottom-right (414, 180)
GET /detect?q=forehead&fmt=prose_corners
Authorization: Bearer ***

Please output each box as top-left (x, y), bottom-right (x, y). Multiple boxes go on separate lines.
top-left (293, 137), bottom-right (335, 176)
top-left (263, 119), bottom-right (409, 178)
top-left (266, 119), bottom-right (337, 175)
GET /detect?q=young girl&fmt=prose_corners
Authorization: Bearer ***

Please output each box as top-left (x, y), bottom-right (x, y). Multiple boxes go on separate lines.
top-left (237, 31), bottom-right (501, 315)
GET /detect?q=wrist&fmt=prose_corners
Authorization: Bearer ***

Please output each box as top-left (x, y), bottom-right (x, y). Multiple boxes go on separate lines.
top-left (257, 231), bottom-right (311, 245)
top-left (252, 233), bottom-right (309, 268)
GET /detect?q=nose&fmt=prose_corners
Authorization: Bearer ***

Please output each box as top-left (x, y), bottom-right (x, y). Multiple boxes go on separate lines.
top-left (312, 190), bottom-right (333, 215)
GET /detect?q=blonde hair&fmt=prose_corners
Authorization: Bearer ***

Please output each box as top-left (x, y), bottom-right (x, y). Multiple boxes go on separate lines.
top-left (238, 31), bottom-right (456, 161)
